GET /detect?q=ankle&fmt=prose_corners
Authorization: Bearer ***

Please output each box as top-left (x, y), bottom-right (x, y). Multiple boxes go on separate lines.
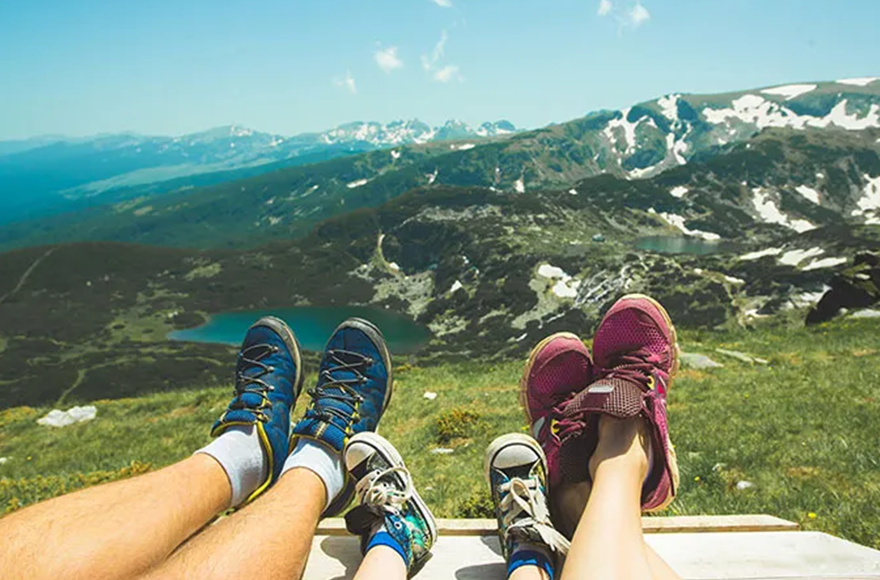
top-left (588, 416), bottom-right (649, 481)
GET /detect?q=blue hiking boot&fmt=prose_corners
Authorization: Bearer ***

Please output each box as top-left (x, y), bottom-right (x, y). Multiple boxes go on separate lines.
top-left (291, 317), bottom-right (393, 516)
top-left (211, 316), bottom-right (304, 505)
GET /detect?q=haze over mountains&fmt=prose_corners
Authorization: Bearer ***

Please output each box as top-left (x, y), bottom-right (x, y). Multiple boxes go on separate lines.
top-left (0, 118), bottom-right (518, 225)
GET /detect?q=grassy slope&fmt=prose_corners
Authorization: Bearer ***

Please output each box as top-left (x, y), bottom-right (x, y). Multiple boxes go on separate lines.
top-left (1, 317), bottom-right (878, 548)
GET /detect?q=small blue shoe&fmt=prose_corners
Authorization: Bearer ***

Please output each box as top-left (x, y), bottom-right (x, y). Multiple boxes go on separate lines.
top-left (212, 316), bottom-right (303, 505)
top-left (292, 317), bottom-right (393, 516)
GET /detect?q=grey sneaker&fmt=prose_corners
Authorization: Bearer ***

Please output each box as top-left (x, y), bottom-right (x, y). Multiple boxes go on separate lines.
top-left (344, 432), bottom-right (437, 576)
top-left (485, 434), bottom-right (570, 561)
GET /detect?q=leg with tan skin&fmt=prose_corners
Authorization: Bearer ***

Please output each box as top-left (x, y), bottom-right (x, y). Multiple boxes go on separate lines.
top-left (140, 467), bottom-right (325, 580)
top-left (553, 475), bottom-right (681, 580)
top-left (0, 454), bottom-right (231, 580)
top-left (558, 417), bottom-right (682, 580)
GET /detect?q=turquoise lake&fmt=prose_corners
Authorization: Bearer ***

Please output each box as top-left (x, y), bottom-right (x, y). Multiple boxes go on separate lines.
top-left (635, 235), bottom-right (731, 255)
top-left (168, 307), bottom-right (431, 353)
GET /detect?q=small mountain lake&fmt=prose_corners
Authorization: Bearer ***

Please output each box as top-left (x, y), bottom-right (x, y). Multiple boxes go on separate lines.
top-left (168, 307), bottom-right (431, 354)
top-left (635, 236), bottom-right (732, 255)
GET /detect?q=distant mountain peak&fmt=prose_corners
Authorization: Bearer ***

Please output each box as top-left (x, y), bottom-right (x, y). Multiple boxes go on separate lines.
top-left (317, 118), bottom-right (519, 147)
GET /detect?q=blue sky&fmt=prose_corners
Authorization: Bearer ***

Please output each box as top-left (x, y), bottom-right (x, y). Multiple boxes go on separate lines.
top-left (0, 0), bottom-right (878, 140)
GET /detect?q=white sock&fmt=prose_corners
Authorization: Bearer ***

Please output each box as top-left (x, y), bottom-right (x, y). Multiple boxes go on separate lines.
top-left (282, 439), bottom-right (345, 508)
top-left (196, 425), bottom-right (267, 508)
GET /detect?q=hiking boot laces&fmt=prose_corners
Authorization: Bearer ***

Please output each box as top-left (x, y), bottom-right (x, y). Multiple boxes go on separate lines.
top-left (305, 349), bottom-right (369, 425)
top-left (230, 343), bottom-right (278, 422)
top-left (498, 477), bottom-right (570, 555)
top-left (356, 466), bottom-right (414, 514)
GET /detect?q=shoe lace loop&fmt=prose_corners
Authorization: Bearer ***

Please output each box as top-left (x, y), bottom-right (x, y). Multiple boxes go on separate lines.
top-left (498, 477), bottom-right (570, 555)
top-left (356, 466), bottom-right (413, 513)
top-left (231, 344), bottom-right (278, 420)
top-left (603, 348), bottom-right (657, 387)
top-left (306, 349), bottom-right (368, 424)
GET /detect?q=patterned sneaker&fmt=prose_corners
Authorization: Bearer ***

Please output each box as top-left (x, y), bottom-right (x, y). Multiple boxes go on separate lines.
top-left (485, 434), bottom-right (570, 565)
top-left (520, 332), bottom-right (593, 490)
top-left (343, 433), bottom-right (437, 576)
top-left (557, 294), bottom-right (680, 512)
top-left (211, 316), bottom-right (304, 504)
top-left (291, 318), bottom-right (393, 516)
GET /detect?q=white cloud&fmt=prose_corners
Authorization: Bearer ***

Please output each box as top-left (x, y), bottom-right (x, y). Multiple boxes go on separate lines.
top-left (429, 0), bottom-right (453, 6)
top-left (375, 46), bottom-right (403, 73)
top-left (421, 30), bottom-right (461, 83)
top-left (598, 0), bottom-right (613, 16)
top-left (333, 71), bottom-right (356, 94)
top-left (630, 3), bottom-right (650, 26)
top-left (421, 30), bottom-right (448, 71)
top-left (433, 65), bottom-right (462, 83)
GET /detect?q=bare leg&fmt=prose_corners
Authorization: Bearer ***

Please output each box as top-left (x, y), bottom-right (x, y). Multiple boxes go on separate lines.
top-left (0, 454), bottom-right (231, 580)
top-left (554, 479), bottom-right (681, 580)
top-left (140, 467), bottom-right (325, 580)
top-left (560, 416), bottom-right (682, 580)
top-left (353, 546), bottom-right (406, 580)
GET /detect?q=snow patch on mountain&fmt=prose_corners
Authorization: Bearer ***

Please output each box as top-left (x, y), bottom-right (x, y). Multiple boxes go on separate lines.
top-left (795, 185), bottom-right (821, 204)
top-left (657, 94), bottom-right (681, 122)
top-left (837, 78), bottom-right (879, 87)
top-left (760, 84), bottom-right (817, 100)
top-left (751, 188), bottom-right (816, 232)
top-left (670, 186), bottom-right (688, 198)
top-left (739, 248), bottom-right (783, 261)
top-left (537, 264), bottom-right (580, 298)
top-left (852, 175), bottom-right (880, 217)
top-left (514, 177), bottom-right (525, 193)
top-left (347, 178), bottom-right (369, 188)
top-left (703, 96), bottom-right (880, 131)
top-left (604, 109), bottom-right (642, 155)
top-left (803, 257), bottom-right (848, 271)
top-left (779, 247), bottom-right (824, 266)
top-left (654, 211), bottom-right (721, 241)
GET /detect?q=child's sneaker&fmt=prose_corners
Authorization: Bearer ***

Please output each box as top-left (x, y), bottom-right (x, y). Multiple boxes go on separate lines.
top-left (344, 432), bottom-right (437, 577)
top-left (485, 433), bottom-right (570, 570)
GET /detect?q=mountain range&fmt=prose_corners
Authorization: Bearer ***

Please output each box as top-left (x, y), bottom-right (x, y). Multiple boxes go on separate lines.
top-left (0, 119), bottom-right (518, 226)
top-left (1, 77), bottom-right (878, 251)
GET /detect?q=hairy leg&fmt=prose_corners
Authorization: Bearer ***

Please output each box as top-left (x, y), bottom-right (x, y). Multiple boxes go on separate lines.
top-left (0, 454), bottom-right (230, 580)
top-left (140, 467), bottom-right (325, 580)
top-left (560, 417), bottom-right (654, 580)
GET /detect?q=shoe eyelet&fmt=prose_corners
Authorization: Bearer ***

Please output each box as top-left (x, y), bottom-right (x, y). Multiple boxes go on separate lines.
top-left (394, 521), bottom-right (403, 530)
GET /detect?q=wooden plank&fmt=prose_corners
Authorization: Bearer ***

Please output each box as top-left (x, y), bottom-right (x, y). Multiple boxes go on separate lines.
top-left (316, 515), bottom-right (798, 536)
top-left (303, 531), bottom-right (880, 580)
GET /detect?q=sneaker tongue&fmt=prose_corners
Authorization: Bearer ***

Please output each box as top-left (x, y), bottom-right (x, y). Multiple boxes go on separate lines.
top-left (501, 464), bottom-right (534, 481)
top-left (563, 378), bottom-right (645, 421)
